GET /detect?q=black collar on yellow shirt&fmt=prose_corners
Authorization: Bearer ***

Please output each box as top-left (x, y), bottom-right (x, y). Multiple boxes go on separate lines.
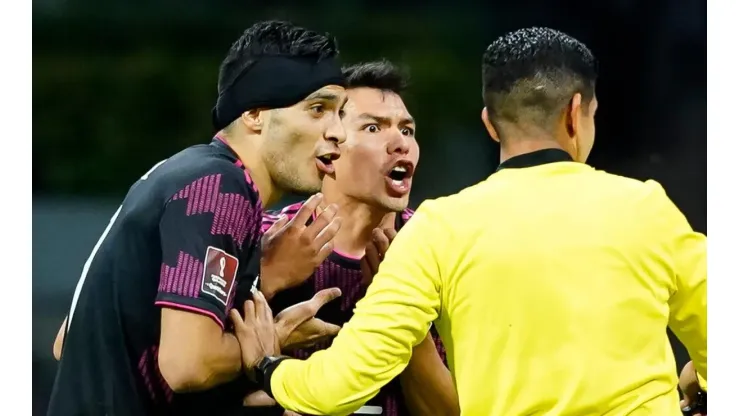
top-left (496, 149), bottom-right (573, 172)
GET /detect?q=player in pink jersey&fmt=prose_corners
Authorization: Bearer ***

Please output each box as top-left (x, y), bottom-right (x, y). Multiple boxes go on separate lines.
top-left (258, 60), bottom-right (457, 416)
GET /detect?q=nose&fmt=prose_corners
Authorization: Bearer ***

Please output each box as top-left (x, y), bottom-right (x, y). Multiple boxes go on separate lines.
top-left (325, 113), bottom-right (347, 145)
top-left (387, 129), bottom-right (411, 155)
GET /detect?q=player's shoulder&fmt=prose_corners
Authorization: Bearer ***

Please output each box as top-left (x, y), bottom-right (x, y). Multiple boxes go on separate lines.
top-left (154, 144), bottom-right (259, 201)
top-left (162, 144), bottom-right (246, 181)
top-left (261, 200), bottom-right (306, 233)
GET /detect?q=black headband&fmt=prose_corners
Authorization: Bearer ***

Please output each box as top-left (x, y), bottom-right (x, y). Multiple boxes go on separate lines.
top-left (212, 56), bottom-right (346, 131)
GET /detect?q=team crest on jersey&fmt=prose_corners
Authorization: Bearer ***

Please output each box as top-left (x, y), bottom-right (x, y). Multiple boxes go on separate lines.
top-left (201, 246), bottom-right (238, 306)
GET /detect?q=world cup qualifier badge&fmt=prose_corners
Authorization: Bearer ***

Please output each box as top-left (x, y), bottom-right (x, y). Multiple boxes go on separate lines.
top-left (201, 246), bottom-right (239, 306)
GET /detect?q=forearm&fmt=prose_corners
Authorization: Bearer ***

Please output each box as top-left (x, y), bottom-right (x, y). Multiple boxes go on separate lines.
top-left (166, 331), bottom-right (243, 392)
top-left (400, 333), bottom-right (459, 416)
top-left (159, 308), bottom-right (244, 392)
top-left (201, 332), bottom-right (244, 388)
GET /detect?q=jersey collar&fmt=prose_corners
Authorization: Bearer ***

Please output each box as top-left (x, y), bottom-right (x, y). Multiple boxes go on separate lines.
top-left (496, 149), bottom-right (573, 171)
top-left (211, 135), bottom-right (241, 162)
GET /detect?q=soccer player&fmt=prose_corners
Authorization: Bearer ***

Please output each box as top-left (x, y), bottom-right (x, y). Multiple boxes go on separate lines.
top-left (230, 27), bottom-right (707, 416)
top-left (253, 61), bottom-right (456, 416)
top-left (47, 21), bottom-right (349, 416)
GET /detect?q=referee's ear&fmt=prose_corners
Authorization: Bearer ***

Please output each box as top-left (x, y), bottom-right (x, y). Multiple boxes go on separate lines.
top-left (480, 107), bottom-right (500, 143)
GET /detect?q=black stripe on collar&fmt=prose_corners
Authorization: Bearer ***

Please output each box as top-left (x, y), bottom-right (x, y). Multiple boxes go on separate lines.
top-left (496, 149), bottom-right (573, 172)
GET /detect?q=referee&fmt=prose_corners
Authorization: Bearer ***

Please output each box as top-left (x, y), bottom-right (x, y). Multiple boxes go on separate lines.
top-left (234, 27), bottom-right (707, 416)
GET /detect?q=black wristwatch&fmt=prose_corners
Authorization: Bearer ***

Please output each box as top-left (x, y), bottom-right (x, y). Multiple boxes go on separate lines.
top-left (255, 356), bottom-right (289, 398)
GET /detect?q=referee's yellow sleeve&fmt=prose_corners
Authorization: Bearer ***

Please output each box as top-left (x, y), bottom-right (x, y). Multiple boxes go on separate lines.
top-left (649, 181), bottom-right (707, 385)
top-left (271, 203), bottom-right (444, 416)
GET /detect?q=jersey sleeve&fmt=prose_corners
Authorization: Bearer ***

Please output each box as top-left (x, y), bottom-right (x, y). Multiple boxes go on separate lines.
top-left (155, 166), bottom-right (261, 329)
top-left (270, 201), bottom-right (444, 416)
top-left (648, 181), bottom-right (707, 385)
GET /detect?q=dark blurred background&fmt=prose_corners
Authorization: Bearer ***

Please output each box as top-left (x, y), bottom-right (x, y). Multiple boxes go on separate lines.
top-left (32, 0), bottom-right (706, 413)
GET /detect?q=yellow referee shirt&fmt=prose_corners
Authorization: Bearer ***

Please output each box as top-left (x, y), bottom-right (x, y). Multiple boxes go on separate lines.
top-left (270, 149), bottom-right (707, 416)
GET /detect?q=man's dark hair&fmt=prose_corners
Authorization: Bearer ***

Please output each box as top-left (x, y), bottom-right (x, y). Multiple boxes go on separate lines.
top-left (482, 27), bottom-right (598, 138)
top-left (218, 20), bottom-right (339, 94)
top-left (342, 60), bottom-right (409, 95)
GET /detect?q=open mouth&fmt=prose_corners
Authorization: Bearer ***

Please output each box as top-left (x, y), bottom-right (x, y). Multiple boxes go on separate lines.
top-left (385, 160), bottom-right (414, 196)
top-left (316, 153), bottom-right (339, 175)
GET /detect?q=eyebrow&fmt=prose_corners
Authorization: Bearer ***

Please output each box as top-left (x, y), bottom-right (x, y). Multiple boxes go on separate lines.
top-left (356, 113), bottom-right (415, 126)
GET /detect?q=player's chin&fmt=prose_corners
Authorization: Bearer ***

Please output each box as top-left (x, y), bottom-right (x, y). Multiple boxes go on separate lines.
top-left (378, 194), bottom-right (409, 213)
top-left (277, 170), bottom-right (323, 195)
top-left (292, 178), bottom-right (323, 195)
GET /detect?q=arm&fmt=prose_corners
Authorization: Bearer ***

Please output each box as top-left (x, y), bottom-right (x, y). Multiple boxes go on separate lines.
top-left (156, 167), bottom-right (258, 392)
top-left (400, 332), bottom-right (459, 416)
top-left (651, 182), bottom-right (707, 387)
top-left (269, 203), bottom-right (445, 416)
top-left (52, 317), bottom-right (67, 361)
top-left (159, 310), bottom-right (242, 391)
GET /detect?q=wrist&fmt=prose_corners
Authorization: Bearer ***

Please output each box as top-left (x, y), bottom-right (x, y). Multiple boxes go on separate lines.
top-left (255, 355), bottom-right (290, 399)
top-left (257, 271), bottom-right (280, 301)
top-left (260, 281), bottom-right (278, 301)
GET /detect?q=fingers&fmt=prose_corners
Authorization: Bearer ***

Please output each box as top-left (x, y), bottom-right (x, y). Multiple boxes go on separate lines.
top-left (316, 319), bottom-right (341, 337)
top-left (253, 291), bottom-right (273, 323)
top-left (242, 390), bottom-right (278, 407)
top-left (314, 216), bottom-right (342, 251)
top-left (309, 202), bottom-right (338, 233)
top-left (310, 288), bottom-right (342, 311)
top-left (229, 309), bottom-right (245, 329)
top-left (290, 193), bottom-right (324, 228)
top-left (276, 288), bottom-right (342, 329)
top-left (365, 239), bottom-right (380, 273)
top-left (283, 318), bottom-right (341, 350)
top-left (263, 214), bottom-right (289, 239)
top-left (372, 228), bottom-right (391, 257)
top-left (382, 227), bottom-right (397, 243)
top-left (243, 300), bottom-right (256, 322)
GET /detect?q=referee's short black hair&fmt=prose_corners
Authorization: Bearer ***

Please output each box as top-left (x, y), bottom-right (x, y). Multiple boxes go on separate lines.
top-left (482, 27), bottom-right (598, 139)
top-left (218, 21), bottom-right (340, 95)
top-left (342, 60), bottom-right (409, 95)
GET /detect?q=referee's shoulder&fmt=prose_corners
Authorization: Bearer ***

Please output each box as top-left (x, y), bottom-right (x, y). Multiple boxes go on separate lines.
top-left (590, 169), bottom-right (672, 203)
top-left (409, 181), bottom-right (491, 226)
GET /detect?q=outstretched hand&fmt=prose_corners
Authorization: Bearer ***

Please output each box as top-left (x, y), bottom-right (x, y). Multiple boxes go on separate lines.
top-left (275, 287), bottom-right (343, 351)
top-left (260, 193), bottom-right (342, 298)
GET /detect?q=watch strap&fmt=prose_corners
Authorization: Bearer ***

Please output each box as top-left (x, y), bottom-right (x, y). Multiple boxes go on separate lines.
top-left (258, 356), bottom-right (290, 399)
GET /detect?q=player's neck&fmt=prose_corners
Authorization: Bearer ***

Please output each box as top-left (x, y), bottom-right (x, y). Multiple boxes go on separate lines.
top-left (218, 132), bottom-right (283, 208)
top-left (318, 193), bottom-right (395, 257)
